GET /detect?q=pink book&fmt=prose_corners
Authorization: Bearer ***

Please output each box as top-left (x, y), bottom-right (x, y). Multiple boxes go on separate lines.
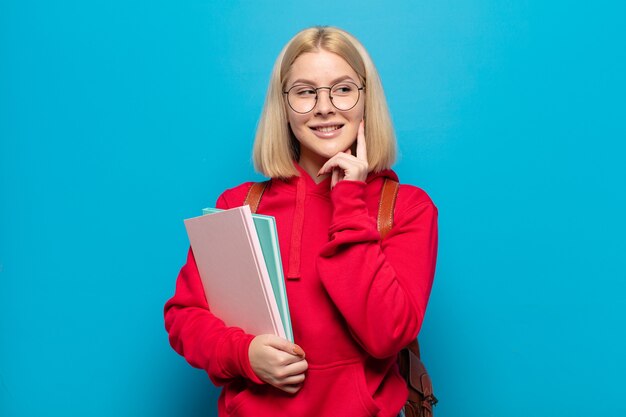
top-left (184, 205), bottom-right (286, 338)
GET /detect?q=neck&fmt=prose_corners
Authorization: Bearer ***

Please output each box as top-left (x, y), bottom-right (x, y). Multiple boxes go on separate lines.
top-left (298, 154), bottom-right (329, 184)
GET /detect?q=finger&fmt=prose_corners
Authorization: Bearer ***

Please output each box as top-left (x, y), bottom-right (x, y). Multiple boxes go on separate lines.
top-left (292, 344), bottom-right (305, 358)
top-left (318, 153), bottom-right (353, 176)
top-left (280, 373), bottom-right (306, 386)
top-left (279, 383), bottom-right (303, 394)
top-left (266, 335), bottom-right (306, 358)
top-left (318, 155), bottom-right (340, 176)
top-left (319, 154), bottom-right (367, 183)
top-left (356, 120), bottom-right (367, 162)
top-left (284, 358), bottom-right (308, 375)
top-left (270, 359), bottom-right (307, 386)
top-left (331, 168), bottom-right (339, 189)
top-left (277, 361), bottom-right (307, 381)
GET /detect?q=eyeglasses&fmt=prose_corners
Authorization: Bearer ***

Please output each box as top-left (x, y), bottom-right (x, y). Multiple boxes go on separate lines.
top-left (283, 81), bottom-right (364, 114)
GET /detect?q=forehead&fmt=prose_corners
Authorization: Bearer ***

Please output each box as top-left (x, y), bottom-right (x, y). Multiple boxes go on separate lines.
top-left (287, 50), bottom-right (359, 85)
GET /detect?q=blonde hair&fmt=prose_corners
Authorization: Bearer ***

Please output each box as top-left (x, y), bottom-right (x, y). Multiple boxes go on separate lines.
top-left (253, 26), bottom-right (397, 178)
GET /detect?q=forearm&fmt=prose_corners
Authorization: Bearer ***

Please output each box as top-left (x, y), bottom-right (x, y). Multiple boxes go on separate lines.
top-left (164, 249), bottom-right (263, 385)
top-left (318, 181), bottom-right (438, 358)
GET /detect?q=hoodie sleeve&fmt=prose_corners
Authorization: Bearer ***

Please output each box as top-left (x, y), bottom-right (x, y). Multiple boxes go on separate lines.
top-left (163, 193), bottom-right (264, 386)
top-left (317, 180), bottom-right (438, 359)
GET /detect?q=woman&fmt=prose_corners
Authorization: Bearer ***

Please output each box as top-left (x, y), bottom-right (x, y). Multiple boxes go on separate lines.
top-left (164, 26), bottom-right (438, 417)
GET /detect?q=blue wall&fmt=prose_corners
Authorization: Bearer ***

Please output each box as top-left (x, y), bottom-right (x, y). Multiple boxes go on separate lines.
top-left (1, 1), bottom-right (625, 416)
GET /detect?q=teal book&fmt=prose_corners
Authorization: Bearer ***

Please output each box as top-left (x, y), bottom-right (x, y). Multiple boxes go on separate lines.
top-left (202, 207), bottom-right (294, 342)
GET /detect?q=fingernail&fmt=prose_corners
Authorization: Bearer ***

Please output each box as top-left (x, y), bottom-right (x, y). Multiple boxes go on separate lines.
top-left (292, 344), bottom-right (305, 358)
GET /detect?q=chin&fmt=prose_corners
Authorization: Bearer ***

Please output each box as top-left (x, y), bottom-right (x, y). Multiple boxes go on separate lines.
top-left (297, 131), bottom-right (355, 162)
top-left (319, 142), bottom-right (350, 157)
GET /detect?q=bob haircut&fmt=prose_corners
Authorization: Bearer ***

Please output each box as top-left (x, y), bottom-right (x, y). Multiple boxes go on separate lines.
top-left (253, 26), bottom-right (397, 178)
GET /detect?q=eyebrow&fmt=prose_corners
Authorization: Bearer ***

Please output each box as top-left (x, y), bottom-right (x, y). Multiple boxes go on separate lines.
top-left (288, 75), bottom-right (357, 87)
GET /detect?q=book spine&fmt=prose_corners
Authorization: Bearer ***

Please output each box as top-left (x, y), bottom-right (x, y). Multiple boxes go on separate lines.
top-left (240, 205), bottom-right (286, 339)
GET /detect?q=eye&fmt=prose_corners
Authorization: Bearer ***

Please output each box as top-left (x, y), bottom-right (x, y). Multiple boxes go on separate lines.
top-left (332, 83), bottom-right (355, 95)
top-left (293, 86), bottom-right (316, 97)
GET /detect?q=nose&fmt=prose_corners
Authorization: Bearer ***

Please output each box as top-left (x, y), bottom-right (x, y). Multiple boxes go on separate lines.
top-left (314, 88), bottom-right (334, 115)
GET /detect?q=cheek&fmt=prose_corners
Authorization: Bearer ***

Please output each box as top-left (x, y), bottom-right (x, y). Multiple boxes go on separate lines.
top-left (343, 124), bottom-right (360, 140)
top-left (348, 106), bottom-right (365, 127)
top-left (355, 103), bottom-right (365, 121)
top-left (344, 107), bottom-right (364, 139)
top-left (286, 114), bottom-right (308, 140)
top-left (346, 102), bottom-right (365, 125)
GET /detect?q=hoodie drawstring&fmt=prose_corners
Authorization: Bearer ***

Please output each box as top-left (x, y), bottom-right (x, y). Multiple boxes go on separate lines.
top-left (286, 175), bottom-right (306, 280)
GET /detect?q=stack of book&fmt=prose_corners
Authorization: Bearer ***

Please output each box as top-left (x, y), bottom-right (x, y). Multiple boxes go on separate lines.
top-left (184, 205), bottom-right (293, 341)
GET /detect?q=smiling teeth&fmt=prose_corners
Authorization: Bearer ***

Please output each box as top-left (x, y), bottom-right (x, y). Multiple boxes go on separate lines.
top-left (316, 125), bottom-right (341, 132)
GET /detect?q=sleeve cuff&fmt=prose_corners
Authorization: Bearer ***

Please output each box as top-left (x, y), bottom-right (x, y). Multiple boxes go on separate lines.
top-left (329, 180), bottom-right (370, 227)
top-left (216, 330), bottom-right (264, 384)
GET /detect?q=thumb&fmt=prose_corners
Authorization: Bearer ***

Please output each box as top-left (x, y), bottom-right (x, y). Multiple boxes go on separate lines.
top-left (267, 335), bottom-right (306, 358)
top-left (292, 344), bottom-right (306, 358)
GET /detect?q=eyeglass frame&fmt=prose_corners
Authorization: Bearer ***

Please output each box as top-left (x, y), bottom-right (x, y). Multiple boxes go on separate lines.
top-left (282, 81), bottom-right (365, 114)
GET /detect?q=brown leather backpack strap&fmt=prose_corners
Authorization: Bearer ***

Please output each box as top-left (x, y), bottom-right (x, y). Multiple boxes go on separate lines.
top-left (243, 181), bottom-right (269, 214)
top-left (408, 339), bottom-right (421, 358)
top-left (377, 178), bottom-right (400, 239)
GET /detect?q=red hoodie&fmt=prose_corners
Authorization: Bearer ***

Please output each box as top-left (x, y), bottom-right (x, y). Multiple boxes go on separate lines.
top-left (164, 164), bottom-right (438, 417)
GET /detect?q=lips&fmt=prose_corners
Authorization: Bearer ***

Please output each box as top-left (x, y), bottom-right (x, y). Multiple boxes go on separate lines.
top-left (317, 125), bottom-right (341, 133)
top-left (310, 124), bottom-right (344, 132)
top-left (309, 124), bottom-right (344, 139)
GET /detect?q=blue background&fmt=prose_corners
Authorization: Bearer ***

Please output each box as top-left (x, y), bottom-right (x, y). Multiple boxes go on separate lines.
top-left (1, 1), bottom-right (625, 416)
